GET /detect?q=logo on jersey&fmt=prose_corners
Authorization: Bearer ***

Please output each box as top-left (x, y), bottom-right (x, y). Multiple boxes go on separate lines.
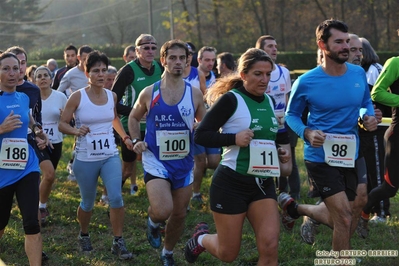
top-left (180, 106), bottom-right (192, 117)
top-left (137, 77), bottom-right (146, 81)
top-left (155, 115), bottom-right (174, 122)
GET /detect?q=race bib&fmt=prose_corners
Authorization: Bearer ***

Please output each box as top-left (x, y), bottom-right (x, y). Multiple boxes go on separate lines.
top-left (157, 130), bottom-right (190, 160)
top-left (247, 139), bottom-right (280, 177)
top-left (0, 138), bottom-right (29, 170)
top-left (323, 133), bottom-right (356, 168)
top-left (86, 132), bottom-right (114, 159)
top-left (43, 122), bottom-right (59, 143)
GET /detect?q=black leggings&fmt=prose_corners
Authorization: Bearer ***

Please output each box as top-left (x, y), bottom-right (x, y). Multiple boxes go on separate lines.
top-left (0, 172), bottom-right (41, 235)
top-left (363, 126), bottom-right (398, 215)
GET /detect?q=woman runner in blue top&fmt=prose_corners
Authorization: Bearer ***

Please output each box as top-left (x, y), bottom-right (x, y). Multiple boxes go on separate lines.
top-left (0, 52), bottom-right (48, 265)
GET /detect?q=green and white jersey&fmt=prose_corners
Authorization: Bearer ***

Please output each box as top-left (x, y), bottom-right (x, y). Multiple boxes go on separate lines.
top-left (121, 61), bottom-right (162, 131)
top-left (221, 89), bottom-right (279, 177)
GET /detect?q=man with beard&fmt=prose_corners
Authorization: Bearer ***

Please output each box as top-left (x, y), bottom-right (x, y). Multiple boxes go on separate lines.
top-left (279, 19), bottom-right (378, 252)
top-left (128, 39), bottom-right (206, 265)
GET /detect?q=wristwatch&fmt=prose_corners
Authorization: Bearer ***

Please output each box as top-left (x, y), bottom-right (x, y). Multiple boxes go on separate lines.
top-left (132, 138), bottom-right (141, 146)
top-left (32, 122), bottom-right (42, 134)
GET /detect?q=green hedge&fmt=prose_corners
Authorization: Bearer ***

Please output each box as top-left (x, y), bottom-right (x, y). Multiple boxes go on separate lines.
top-left (29, 51), bottom-right (398, 74)
top-left (29, 58), bottom-right (127, 71)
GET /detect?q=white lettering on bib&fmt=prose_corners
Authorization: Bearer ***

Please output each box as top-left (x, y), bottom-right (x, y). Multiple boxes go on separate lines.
top-left (323, 133), bottom-right (356, 168)
top-left (0, 138), bottom-right (29, 170)
top-left (247, 139), bottom-right (280, 177)
top-left (157, 130), bottom-right (190, 160)
top-left (86, 132), bottom-right (114, 159)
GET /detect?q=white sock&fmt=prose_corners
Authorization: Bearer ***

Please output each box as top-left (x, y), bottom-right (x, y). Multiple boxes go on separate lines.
top-left (39, 202), bottom-right (47, 209)
top-left (162, 248), bottom-right (173, 256)
top-left (198, 234), bottom-right (206, 247)
top-left (148, 217), bottom-right (159, 228)
top-left (193, 192), bottom-right (201, 197)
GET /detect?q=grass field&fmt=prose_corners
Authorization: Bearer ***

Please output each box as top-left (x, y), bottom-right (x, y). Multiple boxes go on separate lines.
top-left (1, 136), bottom-right (398, 265)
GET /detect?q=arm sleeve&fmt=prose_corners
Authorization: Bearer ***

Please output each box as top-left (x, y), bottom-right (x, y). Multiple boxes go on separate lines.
top-left (35, 95), bottom-right (42, 125)
top-left (359, 72), bottom-right (375, 119)
top-left (57, 72), bottom-right (69, 93)
top-left (194, 93), bottom-right (237, 147)
top-left (51, 69), bottom-right (61, 90)
top-left (285, 78), bottom-right (308, 140)
top-left (111, 64), bottom-right (135, 116)
top-left (371, 57), bottom-right (399, 107)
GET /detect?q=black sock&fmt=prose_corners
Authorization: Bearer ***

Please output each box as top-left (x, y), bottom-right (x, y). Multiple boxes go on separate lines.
top-left (114, 236), bottom-right (122, 241)
top-left (287, 202), bottom-right (300, 219)
top-left (80, 232), bottom-right (89, 237)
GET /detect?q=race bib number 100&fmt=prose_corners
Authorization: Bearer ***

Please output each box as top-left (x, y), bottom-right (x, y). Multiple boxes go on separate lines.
top-left (0, 138), bottom-right (29, 170)
top-left (323, 133), bottom-right (356, 168)
top-left (247, 139), bottom-right (280, 177)
top-left (157, 130), bottom-right (190, 160)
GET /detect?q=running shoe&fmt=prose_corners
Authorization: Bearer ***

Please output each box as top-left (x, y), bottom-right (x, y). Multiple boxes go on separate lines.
top-left (277, 192), bottom-right (297, 231)
top-left (369, 215), bottom-right (386, 223)
top-left (130, 184), bottom-right (138, 195)
top-left (67, 161), bottom-right (76, 182)
top-left (160, 253), bottom-right (175, 266)
top-left (39, 208), bottom-right (50, 225)
top-left (111, 237), bottom-right (133, 260)
top-left (356, 217), bottom-right (369, 239)
top-left (300, 216), bottom-right (320, 245)
top-left (146, 217), bottom-right (161, 248)
top-left (100, 195), bottom-right (110, 205)
top-left (191, 194), bottom-right (204, 205)
top-left (184, 222), bottom-right (209, 263)
top-left (78, 234), bottom-right (93, 253)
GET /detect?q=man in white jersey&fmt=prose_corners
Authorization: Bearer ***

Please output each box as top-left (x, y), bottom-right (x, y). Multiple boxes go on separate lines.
top-left (197, 46), bottom-right (217, 88)
top-left (128, 39), bottom-right (206, 265)
top-left (255, 35), bottom-right (294, 202)
top-left (193, 46), bottom-right (221, 205)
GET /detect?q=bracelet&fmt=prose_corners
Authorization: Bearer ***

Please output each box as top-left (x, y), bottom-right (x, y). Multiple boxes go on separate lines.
top-left (122, 135), bottom-right (131, 142)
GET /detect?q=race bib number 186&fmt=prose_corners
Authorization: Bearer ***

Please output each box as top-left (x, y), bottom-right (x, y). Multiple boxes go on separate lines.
top-left (0, 138), bottom-right (29, 170)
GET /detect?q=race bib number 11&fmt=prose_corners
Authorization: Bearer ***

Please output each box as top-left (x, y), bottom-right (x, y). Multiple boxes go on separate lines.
top-left (247, 139), bottom-right (280, 177)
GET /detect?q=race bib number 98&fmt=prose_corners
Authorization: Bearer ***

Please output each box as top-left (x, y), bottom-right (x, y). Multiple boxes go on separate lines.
top-left (323, 133), bottom-right (356, 168)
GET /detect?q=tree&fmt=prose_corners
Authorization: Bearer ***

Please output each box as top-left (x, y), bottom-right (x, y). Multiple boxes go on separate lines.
top-left (0, 0), bottom-right (48, 50)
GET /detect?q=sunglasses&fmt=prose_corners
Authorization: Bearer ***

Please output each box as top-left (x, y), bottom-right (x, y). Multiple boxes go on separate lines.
top-left (142, 46), bottom-right (157, 51)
